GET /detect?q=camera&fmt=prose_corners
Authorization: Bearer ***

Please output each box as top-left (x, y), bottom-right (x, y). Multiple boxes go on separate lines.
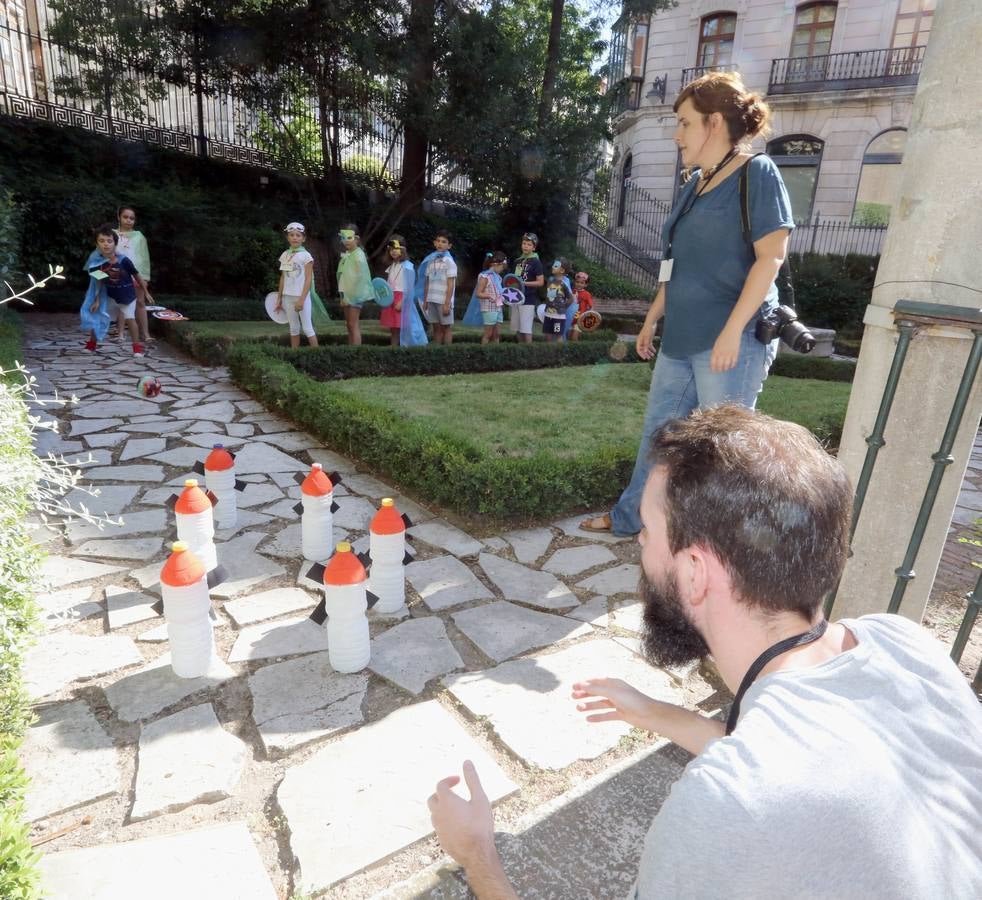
top-left (755, 305), bottom-right (815, 354)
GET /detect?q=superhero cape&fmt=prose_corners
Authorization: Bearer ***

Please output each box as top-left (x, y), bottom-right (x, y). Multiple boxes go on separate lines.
top-left (414, 250), bottom-right (457, 306)
top-left (337, 245), bottom-right (374, 305)
top-left (79, 249), bottom-right (112, 339)
top-left (462, 270), bottom-right (503, 326)
top-left (285, 247), bottom-right (330, 325)
top-left (395, 260), bottom-right (427, 346)
top-left (114, 229), bottom-right (150, 279)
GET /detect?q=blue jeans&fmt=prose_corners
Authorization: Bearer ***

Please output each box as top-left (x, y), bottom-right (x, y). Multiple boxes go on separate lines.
top-left (609, 330), bottom-right (778, 535)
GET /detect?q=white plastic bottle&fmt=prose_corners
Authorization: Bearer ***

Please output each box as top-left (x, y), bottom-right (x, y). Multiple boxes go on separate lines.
top-left (369, 498), bottom-right (408, 614)
top-left (173, 479), bottom-right (217, 573)
top-left (160, 541), bottom-right (215, 678)
top-left (315, 541), bottom-right (371, 673)
top-left (299, 463), bottom-right (337, 563)
top-left (203, 445), bottom-right (237, 530)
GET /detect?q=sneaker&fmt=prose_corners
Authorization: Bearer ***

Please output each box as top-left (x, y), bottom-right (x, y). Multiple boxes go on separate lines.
top-left (133, 342), bottom-right (145, 358)
top-left (84, 338), bottom-right (97, 352)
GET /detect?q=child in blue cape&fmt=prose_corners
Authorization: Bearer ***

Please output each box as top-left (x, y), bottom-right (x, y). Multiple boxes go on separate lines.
top-left (382, 235), bottom-right (427, 347)
top-left (80, 224), bottom-right (152, 356)
top-left (415, 230), bottom-right (457, 345)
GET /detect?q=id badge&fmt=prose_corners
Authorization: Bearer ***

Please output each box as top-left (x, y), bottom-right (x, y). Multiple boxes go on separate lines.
top-left (659, 259), bottom-right (674, 283)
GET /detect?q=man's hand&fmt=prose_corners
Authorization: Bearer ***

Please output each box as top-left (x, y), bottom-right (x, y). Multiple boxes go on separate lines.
top-left (571, 677), bottom-right (660, 731)
top-left (428, 760), bottom-right (496, 867)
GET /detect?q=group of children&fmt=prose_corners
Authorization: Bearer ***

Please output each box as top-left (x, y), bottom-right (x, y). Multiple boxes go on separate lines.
top-left (79, 213), bottom-right (596, 354)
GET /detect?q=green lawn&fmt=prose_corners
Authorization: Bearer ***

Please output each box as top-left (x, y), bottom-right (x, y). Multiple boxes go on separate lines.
top-left (331, 363), bottom-right (851, 457)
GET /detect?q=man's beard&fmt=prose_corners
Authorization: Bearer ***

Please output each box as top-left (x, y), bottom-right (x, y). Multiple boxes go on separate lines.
top-left (640, 567), bottom-right (710, 668)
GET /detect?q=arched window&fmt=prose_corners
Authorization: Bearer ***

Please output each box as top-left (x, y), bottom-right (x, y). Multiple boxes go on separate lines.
top-left (853, 129), bottom-right (907, 225)
top-left (616, 153), bottom-right (633, 228)
top-left (767, 135), bottom-right (824, 223)
top-left (697, 13), bottom-right (736, 68)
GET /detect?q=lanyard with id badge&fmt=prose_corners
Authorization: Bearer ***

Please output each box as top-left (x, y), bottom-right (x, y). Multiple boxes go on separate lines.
top-left (660, 147), bottom-right (738, 284)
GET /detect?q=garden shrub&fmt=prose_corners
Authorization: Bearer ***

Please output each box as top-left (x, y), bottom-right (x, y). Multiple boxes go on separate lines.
top-left (769, 353), bottom-right (855, 383)
top-left (789, 252), bottom-right (878, 336)
top-left (227, 343), bottom-right (635, 521)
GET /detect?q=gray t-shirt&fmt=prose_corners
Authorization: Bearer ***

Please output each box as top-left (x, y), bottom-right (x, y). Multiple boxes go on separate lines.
top-left (633, 614), bottom-right (982, 899)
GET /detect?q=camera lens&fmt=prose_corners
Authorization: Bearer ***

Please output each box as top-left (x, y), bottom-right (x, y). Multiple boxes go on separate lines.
top-left (781, 319), bottom-right (816, 353)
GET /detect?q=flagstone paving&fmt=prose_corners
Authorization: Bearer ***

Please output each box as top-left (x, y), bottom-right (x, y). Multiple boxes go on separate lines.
top-left (18, 319), bottom-right (722, 899)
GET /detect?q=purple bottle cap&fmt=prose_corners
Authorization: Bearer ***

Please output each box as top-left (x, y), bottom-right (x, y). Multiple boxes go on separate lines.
top-left (213, 443), bottom-right (224, 449)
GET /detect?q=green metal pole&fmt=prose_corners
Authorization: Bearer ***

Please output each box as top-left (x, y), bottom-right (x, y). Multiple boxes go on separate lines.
top-left (887, 331), bottom-right (982, 615)
top-left (823, 320), bottom-right (916, 618)
top-left (950, 568), bottom-right (982, 665)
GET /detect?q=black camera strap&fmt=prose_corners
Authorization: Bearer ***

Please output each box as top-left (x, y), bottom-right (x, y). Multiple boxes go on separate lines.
top-left (739, 152), bottom-right (796, 310)
top-left (725, 618), bottom-right (828, 735)
top-left (666, 147), bottom-right (739, 260)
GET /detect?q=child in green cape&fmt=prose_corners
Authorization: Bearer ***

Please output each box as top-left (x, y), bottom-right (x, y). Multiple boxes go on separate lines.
top-left (337, 223), bottom-right (373, 345)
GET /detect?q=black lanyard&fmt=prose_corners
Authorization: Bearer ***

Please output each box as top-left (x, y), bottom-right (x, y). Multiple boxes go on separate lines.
top-left (724, 619), bottom-right (829, 735)
top-left (666, 147), bottom-right (739, 259)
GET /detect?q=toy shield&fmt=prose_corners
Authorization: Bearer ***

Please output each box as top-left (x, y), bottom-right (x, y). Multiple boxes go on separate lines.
top-left (501, 287), bottom-right (525, 306)
top-left (502, 273), bottom-right (523, 292)
top-left (536, 303), bottom-right (546, 323)
top-left (264, 292), bottom-right (289, 325)
top-left (372, 277), bottom-right (394, 308)
top-left (151, 309), bottom-right (188, 321)
top-left (578, 310), bottom-right (602, 332)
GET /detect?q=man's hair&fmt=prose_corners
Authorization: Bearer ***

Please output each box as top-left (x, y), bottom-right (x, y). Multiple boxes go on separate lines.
top-left (650, 405), bottom-right (852, 617)
top-left (94, 224), bottom-right (119, 245)
top-left (434, 229), bottom-right (452, 242)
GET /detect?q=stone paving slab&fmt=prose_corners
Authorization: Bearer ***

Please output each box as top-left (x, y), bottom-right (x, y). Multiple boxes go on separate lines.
top-left (405, 555), bottom-right (494, 611)
top-left (178, 431), bottom-right (247, 449)
top-left (542, 544), bottom-right (617, 577)
top-left (104, 651), bottom-right (234, 722)
top-left (253, 432), bottom-right (323, 453)
top-left (227, 422), bottom-right (255, 437)
top-left (148, 446), bottom-right (211, 469)
top-left (248, 653), bottom-right (369, 755)
top-left (502, 527), bottom-right (555, 565)
top-left (37, 585), bottom-right (102, 629)
top-left (228, 615), bottom-right (329, 663)
top-left (74, 536), bottom-right (163, 560)
top-left (64, 484), bottom-right (139, 516)
top-left (70, 447), bottom-right (113, 467)
top-left (211, 532), bottom-right (287, 598)
top-left (577, 563), bottom-right (641, 597)
top-left (451, 602), bottom-right (592, 662)
top-left (72, 399), bottom-right (160, 418)
top-left (408, 520), bottom-right (484, 557)
top-left (368, 617), bottom-right (464, 695)
top-left (106, 584), bottom-right (161, 628)
top-left (131, 703), bottom-right (248, 821)
top-left (610, 600), bottom-right (643, 635)
top-left (67, 508), bottom-right (167, 544)
top-left (552, 513), bottom-right (633, 545)
top-left (125, 419), bottom-right (188, 433)
top-left (565, 595), bottom-right (610, 628)
top-left (257, 522), bottom-right (303, 559)
top-left (85, 431), bottom-right (128, 448)
top-left (120, 437), bottom-right (167, 460)
top-left (307, 447), bottom-right (359, 473)
top-left (169, 400), bottom-right (237, 421)
top-left (277, 700), bottom-right (517, 893)
top-left (21, 700), bottom-right (120, 822)
top-left (222, 440), bottom-right (305, 474)
top-left (38, 821), bottom-right (278, 900)
top-left (41, 555), bottom-right (126, 588)
top-left (223, 587), bottom-right (315, 626)
top-left (445, 639), bottom-right (684, 770)
top-left (82, 464), bottom-right (166, 482)
top-left (478, 552), bottom-right (577, 611)
top-left (334, 495), bottom-right (378, 531)
top-left (260, 498), bottom-right (300, 519)
top-left (236, 482), bottom-right (284, 509)
top-left (24, 631), bottom-right (143, 698)
top-left (68, 417), bottom-right (124, 437)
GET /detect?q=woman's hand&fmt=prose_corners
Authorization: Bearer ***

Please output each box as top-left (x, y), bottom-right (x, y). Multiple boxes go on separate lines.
top-left (710, 327), bottom-right (742, 372)
top-left (636, 324), bottom-right (656, 360)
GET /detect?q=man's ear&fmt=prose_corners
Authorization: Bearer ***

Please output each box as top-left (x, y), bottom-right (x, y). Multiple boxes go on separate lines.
top-left (679, 545), bottom-right (711, 608)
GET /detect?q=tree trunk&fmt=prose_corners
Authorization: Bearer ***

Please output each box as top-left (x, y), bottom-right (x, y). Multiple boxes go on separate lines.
top-left (537, 0), bottom-right (565, 129)
top-left (400, 0), bottom-right (435, 215)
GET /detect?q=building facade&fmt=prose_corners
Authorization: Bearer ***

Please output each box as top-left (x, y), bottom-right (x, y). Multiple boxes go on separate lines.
top-left (606, 0), bottom-right (934, 240)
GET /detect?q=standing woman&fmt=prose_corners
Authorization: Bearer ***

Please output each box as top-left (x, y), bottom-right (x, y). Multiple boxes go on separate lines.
top-left (581, 72), bottom-right (794, 536)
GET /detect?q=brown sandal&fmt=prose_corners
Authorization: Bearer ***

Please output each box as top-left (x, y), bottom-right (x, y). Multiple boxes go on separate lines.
top-left (579, 513), bottom-right (613, 533)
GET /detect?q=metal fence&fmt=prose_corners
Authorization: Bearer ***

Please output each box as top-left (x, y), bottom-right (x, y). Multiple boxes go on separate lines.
top-left (789, 216), bottom-right (887, 256)
top-left (0, 13), bottom-right (489, 206)
top-left (576, 223), bottom-right (659, 293)
top-left (769, 46), bottom-right (926, 95)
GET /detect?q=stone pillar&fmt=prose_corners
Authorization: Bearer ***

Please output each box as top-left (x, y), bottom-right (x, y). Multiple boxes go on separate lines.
top-left (831, 0), bottom-right (982, 622)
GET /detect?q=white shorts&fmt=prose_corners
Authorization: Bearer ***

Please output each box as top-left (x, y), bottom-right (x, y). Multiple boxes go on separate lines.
top-left (283, 294), bottom-right (315, 337)
top-left (108, 297), bottom-right (136, 321)
top-left (424, 301), bottom-right (454, 326)
top-left (509, 304), bottom-right (535, 335)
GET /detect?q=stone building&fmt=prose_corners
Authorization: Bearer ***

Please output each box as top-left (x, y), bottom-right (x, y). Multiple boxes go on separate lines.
top-left (603, 0), bottom-right (934, 255)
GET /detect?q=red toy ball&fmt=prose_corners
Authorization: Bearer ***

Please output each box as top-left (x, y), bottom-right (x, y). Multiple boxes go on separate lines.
top-left (137, 375), bottom-right (162, 398)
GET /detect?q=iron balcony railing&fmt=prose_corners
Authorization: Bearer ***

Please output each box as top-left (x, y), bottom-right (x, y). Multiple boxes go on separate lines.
top-left (769, 46), bottom-right (926, 95)
top-left (681, 63), bottom-right (737, 88)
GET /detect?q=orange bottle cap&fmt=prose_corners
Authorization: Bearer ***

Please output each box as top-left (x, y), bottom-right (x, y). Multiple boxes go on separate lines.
top-left (371, 498), bottom-right (405, 535)
top-left (205, 446), bottom-right (234, 471)
top-left (175, 481), bottom-right (212, 515)
top-left (324, 541), bottom-right (366, 585)
top-left (160, 541), bottom-right (205, 587)
top-left (302, 463), bottom-right (334, 497)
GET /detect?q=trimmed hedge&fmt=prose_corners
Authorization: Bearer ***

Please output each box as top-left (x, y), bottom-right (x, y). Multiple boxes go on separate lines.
top-left (770, 353), bottom-right (855, 383)
top-left (227, 342), bottom-right (634, 521)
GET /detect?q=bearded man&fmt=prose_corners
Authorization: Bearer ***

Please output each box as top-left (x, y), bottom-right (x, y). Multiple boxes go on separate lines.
top-left (428, 405), bottom-right (982, 899)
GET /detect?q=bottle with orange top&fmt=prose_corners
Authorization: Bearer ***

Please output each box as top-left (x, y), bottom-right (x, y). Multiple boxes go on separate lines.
top-left (307, 541), bottom-right (377, 673)
top-left (293, 462), bottom-right (341, 563)
top-left (167, 479), bottom-right (219, 573)
top-left (160, 541), bottom-right (215, 678)
top-left (193, 444), bottom-right (245, 530)
top-left (368, 498), bottom-right (413, 614)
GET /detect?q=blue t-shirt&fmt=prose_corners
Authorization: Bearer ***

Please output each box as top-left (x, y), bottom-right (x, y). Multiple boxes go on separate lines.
top-left (661, 155), bottom-right (794, 359)
top-left (516, 256), bottom-right (543, 306)
top-left (92, 254), bottom-right (138, 305)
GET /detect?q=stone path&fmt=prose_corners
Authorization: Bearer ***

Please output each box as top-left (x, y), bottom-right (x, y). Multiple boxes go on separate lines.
top-left (19, 317), bottom-right (719, 899)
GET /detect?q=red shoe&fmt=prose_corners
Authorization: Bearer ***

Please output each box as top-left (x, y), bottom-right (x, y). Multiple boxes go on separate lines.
top-left (84, 338), bottom-right (97, 352)
top-left (133, 342), bottom-right (145, 358)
